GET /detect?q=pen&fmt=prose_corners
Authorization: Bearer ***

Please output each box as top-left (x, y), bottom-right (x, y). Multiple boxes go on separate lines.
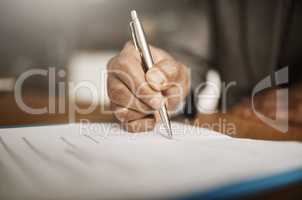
top-left (129, 10), bottom-right (173, 138)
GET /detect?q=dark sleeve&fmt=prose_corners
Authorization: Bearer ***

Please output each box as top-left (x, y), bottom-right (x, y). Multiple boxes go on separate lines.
top-left (208, 0), bottom-right (295, 108)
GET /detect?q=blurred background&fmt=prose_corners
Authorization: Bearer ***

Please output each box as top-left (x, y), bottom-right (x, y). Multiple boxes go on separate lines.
top-left (0, 0), bottom-right (209, 102)
top-left (0, 0), bottom-right (302, 141)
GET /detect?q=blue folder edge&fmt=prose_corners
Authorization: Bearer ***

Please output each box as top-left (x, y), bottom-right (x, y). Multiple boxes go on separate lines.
top-left (176, 167), bottom-right (302, 200)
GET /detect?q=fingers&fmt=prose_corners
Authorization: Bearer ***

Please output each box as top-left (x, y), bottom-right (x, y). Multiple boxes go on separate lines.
top-left (108, 43), bottom-right (164, 110)
top-left (120, 41), bottom-right (141, 61)
top-left (163, 86), bottom-right (185, 111)
top-left (111, 102), bottom-right (156, 132)
top-left (145, 59), bottom-right (189, 112)
top-left (108, 72), bottom-right (157, 133)
top-left (107, 74), bottom-right (154, 114)
top-left (146, 59), bottom-right (183, 91)
top-left (111, 103), bottom-right (147, 123)
top-left (149, 45), bottom-right (173, 62)
top-left (107, 41), bottom-right (190, 132)
top-left (162, 65), bottom-right (190, 111)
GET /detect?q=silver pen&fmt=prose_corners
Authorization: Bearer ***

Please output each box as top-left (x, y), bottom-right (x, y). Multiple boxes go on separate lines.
top-left (129, 10), bottom-right (173, 138)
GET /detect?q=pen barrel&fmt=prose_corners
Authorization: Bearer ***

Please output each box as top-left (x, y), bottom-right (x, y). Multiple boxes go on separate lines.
top-left (131, 17), bottom-right (154, 71)
top-left (130, 11), bottom-right (173, 138)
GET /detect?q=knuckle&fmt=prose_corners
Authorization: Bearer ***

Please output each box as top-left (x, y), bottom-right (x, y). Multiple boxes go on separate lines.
top-left (124, 41), bottom-right (132, 47)
top-left (116, 54), bottom-right (138, 73)
top-left (151, 46), bottom-right (172, 62)
top-left (114, 112), bottom-right (124, 122)
top-left (107, 55), bottom-right (131, 74)
top-left (121, 43), bottom-right (138, 58)
top-left (135, 82), bottom-right (148, 95)
top-left (123, 41), bottom-right (134, 51)
top-left (116, 55), bottom-right (130, 68)
top-left (135, 82), bottom-right (156, 99)
top-left (158, 59), bottom-right (179, 79)
top-left (114, 109), bottom-right (129, 122)
top-left (108, 83), bottom-right (126, 101)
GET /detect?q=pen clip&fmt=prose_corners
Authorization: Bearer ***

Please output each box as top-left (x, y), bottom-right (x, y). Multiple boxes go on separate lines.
top-left (129, 21), bottom-right (139, 51)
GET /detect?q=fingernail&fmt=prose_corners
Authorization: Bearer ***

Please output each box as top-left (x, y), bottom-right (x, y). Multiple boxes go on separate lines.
top-left (149, 95), bottom-right (164, 110)
top-left (147, 69), bottom-right (166, 86)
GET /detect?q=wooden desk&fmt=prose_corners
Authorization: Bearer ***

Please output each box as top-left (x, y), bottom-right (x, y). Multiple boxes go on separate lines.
top-left (1, 85), bottom-right (302, 140)
top-left (193, 84), bottom-right (302, 141)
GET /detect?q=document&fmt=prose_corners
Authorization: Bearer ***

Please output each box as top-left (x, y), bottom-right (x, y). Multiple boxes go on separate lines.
top-left (0, 122), bottom-right (302, 199)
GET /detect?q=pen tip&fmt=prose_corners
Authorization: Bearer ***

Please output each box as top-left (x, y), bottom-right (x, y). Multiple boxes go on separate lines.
top-left (131, 10), bottom-right (138, 19)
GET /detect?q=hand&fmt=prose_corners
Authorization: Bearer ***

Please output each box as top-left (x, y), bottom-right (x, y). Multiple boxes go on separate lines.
top-left (107, 42), bottom-right (189, 132)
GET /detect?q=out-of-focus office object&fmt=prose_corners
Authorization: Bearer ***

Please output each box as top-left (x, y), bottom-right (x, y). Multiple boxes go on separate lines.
top-left (0, 0), bottom-right (207, 110)
top-left (67, 51), bottom-right (117, 106)
top-left (0, 77), bottom-right (15, 92)
top-left (0, 0), bottom-right (205, 77)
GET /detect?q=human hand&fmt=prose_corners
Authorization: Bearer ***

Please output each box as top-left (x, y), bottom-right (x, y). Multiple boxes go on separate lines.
top-left (107, 42), bottom-right (189, 132)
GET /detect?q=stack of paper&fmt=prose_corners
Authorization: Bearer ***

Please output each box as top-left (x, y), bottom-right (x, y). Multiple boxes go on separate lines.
top-left (0, 122), bottom-right (302, 199)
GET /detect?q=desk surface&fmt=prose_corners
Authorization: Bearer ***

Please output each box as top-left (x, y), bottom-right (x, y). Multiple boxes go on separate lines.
top-left (0, 86), bottom-right (302, 199)
top-left (1, 85), bottom-right (302, 141)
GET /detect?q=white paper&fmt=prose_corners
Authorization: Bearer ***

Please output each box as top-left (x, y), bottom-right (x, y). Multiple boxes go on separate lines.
top-left (0, 122), bottom-right (302, 199)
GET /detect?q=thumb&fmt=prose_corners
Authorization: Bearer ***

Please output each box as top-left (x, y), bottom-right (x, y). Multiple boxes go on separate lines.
top-left (146, 59), bottom-right (180, 91)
